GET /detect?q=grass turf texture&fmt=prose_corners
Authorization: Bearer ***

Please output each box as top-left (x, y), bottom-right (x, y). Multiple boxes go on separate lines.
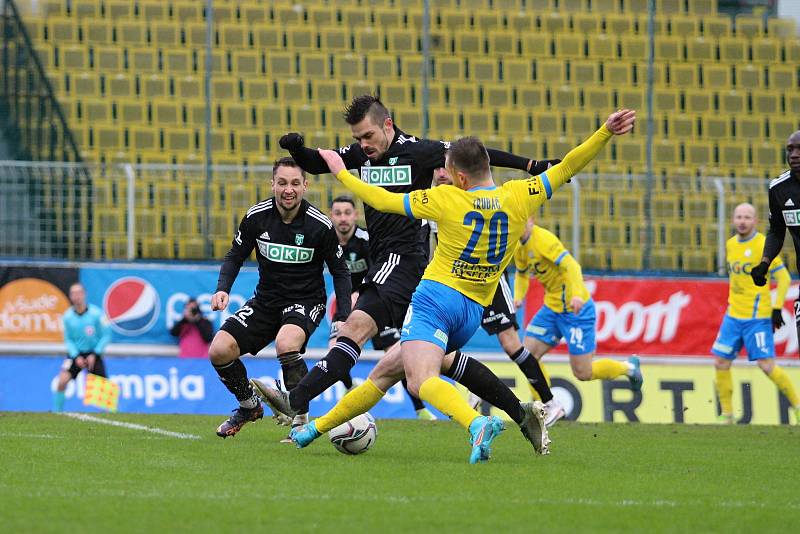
top-left (1, 413), bottom-right (798, 533)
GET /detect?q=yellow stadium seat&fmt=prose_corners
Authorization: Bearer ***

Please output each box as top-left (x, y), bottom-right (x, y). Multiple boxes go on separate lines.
top-left (517, 86), bottom-right (546, 109)
top-left (614, 63), bottom-right (639, 89)
top-left (583, 86), bottom-right (612, 110)
top-left (752, 141), bottom-right (782, 169)
top-left (288, 104), bottom-right (322, 130)
top-left (573, 12), bottom-right (601, 34)
top-left (105, 1), bottom-right (133, 19)
top-left (273, 79), bottom-right (305, 104)
top-left (233, 51), bottom-right (263, 77)
top-left (617, 88), bottom-right (644, 111)
top-left (734, 15), bottom-right (762, 39)
top-left (735, 65), bottom-right (762, 90)
top-left (653, 139), bottom-right (679, 168)
top-left (687, 0), bottom-right (717, 15)
top-left (734, 116), bottom-right (765, 139)
top-left (429, 108), bottom-right (458, 132)
top-left (520, 34), bottom-right (551, 58)
top-left (240, 3), bottom-right (268, 24)
top-left (72, 72), bottom-right (99, 97)
top-left (684, 250), bottom-right (714, 273)
top-left (684, 89), bottom-right (712, 114)
top-left (718, 37), bottom-right (746, 62)
top-left (684, 193), bottom-right (715, 221)
top-left (498, 109), bottom-right (529, 135)
top-left (487, 31), bottom-right (515, 56)
top-left (164, 128), bottom-right (195, 153)
top-left (254, 27), bottom-right (282, 49)
top-left (436, 57), bottom-right (465, 79)
top-left (130, 48), bottom-right (157, 73)
top-left (614, 192), bottom-right (644, 219)
top-left (335, 54), bottom-right (364, 78)
top-left (469, 58), bottom-right (498, 82)
top-left (150, 22), bottom-right (179, 46)
top-left (718, 90), bottom-right (746, 115)
top-left (767, 66), bottom-right (794, 90)
top-left (141, 238), bottom-right (174, 259)
top-left (366, 54), bottom-right (397, 78)
top-left (140, 74), bottom-right (168, 98)
top-left (219, 23), bottom-right (248, 49)
top-left (455, 31), bottom-right (482, 55)
top-left (580, 247), bottom-right (608, 270)
top-left (787, 94), bottom-right (800, 116)
top-left (258, 103), bottom-right (288, 130)
top-left (616, 138), bottom-right (644, 164)
top-left (155, 182), bottom-right (185, 210)
top-left (671, 16), bottom-right (700, 38)
top-left (134, 209), bottom-right (162, 237)
top-left (463, 110), bottom-right (493, 133)
top-left (47, 18), bottom-right (78, 43)
top-left (221, 102), bottom-right (253, 129)
top-left (532, 111), bottom-right (561, 136)
top-left (140, 2), bottom-right (167, 21)
top-left (173, 76), bottom-right (200, 100)
top-left (667, 113), bottom-right (695, 138)
top-left (565, 111), bottom-right (596, 136)
top-left (536, 59), bottom-right (566, 83)
top-left (551, 86), bottom-right (578, 110)
top-left (116, 21), bottom-right (146, 45)
top-left (686, 37), bottom-right (714, 62)
top-left (152, 100), bottom-right (180, 125)
top-left (387, 29), bottom-right (418, 53)
top-left (610, 248), bottom-right (643, 270)
top-left (652, 193), bottom-right (680, 220)
top-left (236, 131), bottom-right (265, 156)
top-left (684, 140), bottom-right (713, 168)
top-left (702, 64), bottom-right (731, 90)
top-left (117, 99), bottom-right (145, 124)
top-left (299, 53), bottom-right (329, 79)
top-left (317, 27), bottom-right (349, 51)
top-left (554, 34), bottom-right (585, 59)
top-left (718, 141), bottom-right (748, 169)
top-left (509, 12), bottom-right (535, 32)
top-left (540, 13), bottom-right (567, 33)
top-left (129, 127), bottom-right (159, 153)
top-left (587, 34), bottom-right (617, 60)
top-left (164, 50), bottom-right (193, 74)
top-left (286, 26), bottom-right (317, 52)
top-left (655, 36), bottom-right (683, 61)
top-left (474, 12), bottom-right (502, 31)
top-left (767, 17), bottom-right (796, 38)
top-left (425, 82), bottom-right (446, 105)
top-left (654, 87), bottom-right (680, 112)
top-left (353, 28), bottom-right (384, 53)
top-left (503, 58), bottom-right (533, 83)
top-left (448, 82), bottom-right (478, 106)
top-left (268, 52), bottom-right (297, 77)
top-left (96, 209), bottom-right (125, 235)
top-left (60, 45), bottom-right (88, 70)
top-left (394, 109), bottom-right (423, 132)
top-left (583, 192), bottom-right (610, 218)
top-left (379, 81), bottom-right (412, 106)
top-left (752, 91), bottom-right (779, 115)
top-left (619, 35), bottom-right (647, 60)
top-left (309, 79), bottom-right (340, 104)
top-left (700, 15), bottom-right (730, 38)
top-left (570, 60), bottom-right (600, 84)
top-left (484, 84), bottom-right (512, 107)
top-left (82, 18), bottom-right (112, 44)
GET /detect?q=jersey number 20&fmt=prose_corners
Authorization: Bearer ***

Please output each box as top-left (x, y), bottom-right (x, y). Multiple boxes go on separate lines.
top-left (459, 211), bottom-right (509, 265)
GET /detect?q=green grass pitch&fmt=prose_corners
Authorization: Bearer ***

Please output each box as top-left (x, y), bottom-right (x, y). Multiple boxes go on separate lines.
top-left (1, 413), bottom-right (798, 533)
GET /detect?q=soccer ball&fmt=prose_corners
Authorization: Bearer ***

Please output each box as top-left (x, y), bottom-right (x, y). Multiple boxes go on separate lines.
top-left (328, 413), bottom-right (377, 455)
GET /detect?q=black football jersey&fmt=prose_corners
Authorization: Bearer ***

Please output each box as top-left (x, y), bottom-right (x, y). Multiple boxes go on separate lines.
top-left (216, 198), bottom-right (351, 320)
top-left (288, 128), bottom-right (529, 261)
top-left (764, 170), bottom-right (800, 272)
top-left (342, 225), bottom-right (371, 291)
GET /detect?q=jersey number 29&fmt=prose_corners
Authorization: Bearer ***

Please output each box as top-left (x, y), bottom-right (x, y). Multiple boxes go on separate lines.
top-left (459, 211), bottom-right (509, 265)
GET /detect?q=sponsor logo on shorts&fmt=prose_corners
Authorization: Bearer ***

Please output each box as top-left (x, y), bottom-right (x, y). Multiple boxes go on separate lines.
top-left (434, 329), bottom-right (448, 344)
top-left (782, 209), bottom-right (800, 226)
top-left (282, 303), bottom-right (306, 316)
top-left (360, 165), bottom-right (412, 186)
top-left (258, 242), bottom-right (314, 263)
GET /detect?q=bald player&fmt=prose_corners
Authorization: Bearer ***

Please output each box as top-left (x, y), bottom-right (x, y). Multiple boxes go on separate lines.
top-left (712, 202), bottom-right (799, 424)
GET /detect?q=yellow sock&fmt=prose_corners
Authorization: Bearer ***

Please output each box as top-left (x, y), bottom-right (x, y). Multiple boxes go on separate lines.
top-left (715, 368), bottom-right (733, 415)
top-left (314, 379), bottom-right (385, 433)
top-left (590, 359), bottom-right (628, 380)
top-left (418, 376), bottom-right (480, 430)
top-left (528, 361), bottom-right (551, 401)
top-left (768, 366), bottom-right (800, 407)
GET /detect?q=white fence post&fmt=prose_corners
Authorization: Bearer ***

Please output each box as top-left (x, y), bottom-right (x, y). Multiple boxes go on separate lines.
top-left (124, 164), bottom-right (135, 261)
top-left (572, 176), bottom-right (581, 262)
top-left (713, 177), bottom-right (725, 275)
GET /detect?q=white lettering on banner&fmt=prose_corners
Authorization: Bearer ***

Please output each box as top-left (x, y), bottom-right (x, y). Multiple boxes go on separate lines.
top-left (166, 291), bottom-right (247, 330)
top-left (0, 311), bottom-right (62, 334)
top-left (51, 367), bottom-right (205, 407)
top-left (594, 291), bottom-right (691, 344)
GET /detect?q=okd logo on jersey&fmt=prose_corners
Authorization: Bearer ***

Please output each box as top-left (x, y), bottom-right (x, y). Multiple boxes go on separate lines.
top-left (258, 242), bottom-right (314, 263)
top-left (360, 165), bottom-right (412, 186)
top-left (103, 277), bottom-right (159, 336)
top-left (782, 209), bottom-right (800, 226)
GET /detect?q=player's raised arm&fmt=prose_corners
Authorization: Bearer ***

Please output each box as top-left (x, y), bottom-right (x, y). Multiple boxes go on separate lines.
top-left (319, 149), bottom-right (409, 216)
top-left (280, 133), bottom-right (362, 175)
top-left (323, 227), bottom-right (353, 321)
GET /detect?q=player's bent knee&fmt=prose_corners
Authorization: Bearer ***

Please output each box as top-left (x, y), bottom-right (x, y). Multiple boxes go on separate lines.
top-left (573, 369), bottom-right (593, 381)
top-left (338, 310), bottom-right (377, 345)
top-left (757, 359), bottom-right (775, 374)
top-left (714, 358), bottom-right (732, 370)
top-left (274, 324), bottom-right (306, 354)
top-left (208, 331), bottom-right (239, 365)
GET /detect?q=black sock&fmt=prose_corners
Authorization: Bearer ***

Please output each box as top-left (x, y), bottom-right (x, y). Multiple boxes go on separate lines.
top-left (511, 347), bottom-right (553, 403)
top-left (212, 359), bottom-right (258, 409)
top-left (402, 378), bottom-right (426, 411)
top-left (341, 373), bottom-right (353, 390)
top-left (289, 336), bottom-right (361, 412)
top-left (278, 351), bottom-right (308, 392)
top-left (445, 351), bottom-right (524, 425)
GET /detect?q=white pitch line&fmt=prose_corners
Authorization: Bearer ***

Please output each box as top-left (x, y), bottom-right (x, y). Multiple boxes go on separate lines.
top-left (61, 412), bottom-right (201, 440)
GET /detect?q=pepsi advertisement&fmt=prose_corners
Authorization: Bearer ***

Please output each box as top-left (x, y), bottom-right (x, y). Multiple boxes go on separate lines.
top-left (0, 356), bottom-right (416, 417)
top-left (76, 263), bottom-right (510, 352)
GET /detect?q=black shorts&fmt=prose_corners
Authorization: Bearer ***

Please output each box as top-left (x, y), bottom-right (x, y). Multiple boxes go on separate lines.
top-left (220, 298), bottom-right (325, 356)
top-left (371, 327), bottom-right (400, 351)
top-left (61, 352), bottom-right (106, 379)
top-left (481, 273), bottom-right (519, 336)
top-left (355, 253), bottom-right (427, 331)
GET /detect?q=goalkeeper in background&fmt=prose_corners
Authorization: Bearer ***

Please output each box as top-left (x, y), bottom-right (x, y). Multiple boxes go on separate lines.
top-left (713, 202), bottom-right (799, 424)
top-left (53, 283), bottom-right (111, 412)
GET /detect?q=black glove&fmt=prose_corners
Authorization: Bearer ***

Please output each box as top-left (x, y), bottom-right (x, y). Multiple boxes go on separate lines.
top-left (279, 132), bottom-right (304, 151)
top-left (529, 159), bottom-right (561, 176)
top-left (750, 261), bottom-right (769, 286)
top-left (772, 309), bottom-right (785, 332)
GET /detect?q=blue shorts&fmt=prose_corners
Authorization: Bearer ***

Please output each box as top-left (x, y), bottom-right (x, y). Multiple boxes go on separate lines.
top-left (401, 280), bottom-right (484, 354)
top-left (711, 315), bottom-right (774, 360)
top-left (525, 300), bottom-right (597, 356)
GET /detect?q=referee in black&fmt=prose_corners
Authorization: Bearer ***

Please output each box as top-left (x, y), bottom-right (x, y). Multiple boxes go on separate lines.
top-left (751, 131), bottom-right (800, 341)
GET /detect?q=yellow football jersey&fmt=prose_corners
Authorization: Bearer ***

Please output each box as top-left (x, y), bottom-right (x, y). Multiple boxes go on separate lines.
top-left (514, 225), bottom-right (590, 313)
top-left (405, 178), bottom-right (552, 306)
top-left (726, 232), bottom-right (789, 319)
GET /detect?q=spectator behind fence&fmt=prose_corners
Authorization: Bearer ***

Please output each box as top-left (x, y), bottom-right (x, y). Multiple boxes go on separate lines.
top-left (170, 298), bottom-right (214, 358)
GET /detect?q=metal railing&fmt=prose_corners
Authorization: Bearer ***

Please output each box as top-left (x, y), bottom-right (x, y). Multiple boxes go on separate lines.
top-left (0, 160), bottom-right (788, 273)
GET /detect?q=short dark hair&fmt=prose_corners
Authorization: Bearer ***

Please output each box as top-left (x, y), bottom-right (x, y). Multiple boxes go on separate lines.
top-left (446, 137), bottom-right (490, 179)
top-left (273, 156), bottom-right (305, 179)
top-left (343, 95), bottom-right (389, 126)
top-left (331, 195), bottom-right (356, 208)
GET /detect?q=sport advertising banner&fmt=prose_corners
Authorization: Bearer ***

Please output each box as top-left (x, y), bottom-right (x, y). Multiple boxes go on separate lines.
top-left (0, 265), bottom-right (79, 342)
top-left (522, 277), bottom-right (800, 358)
top-left (0, 356), bottom-right (414, 417)
top-left (473, 362), bottom-right (799, 425)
